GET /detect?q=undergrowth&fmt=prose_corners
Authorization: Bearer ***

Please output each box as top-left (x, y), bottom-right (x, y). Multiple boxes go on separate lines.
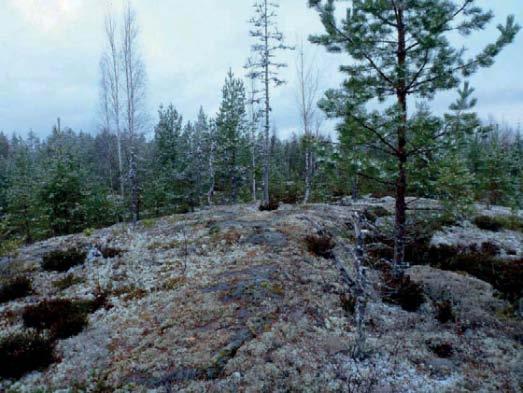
top-left (42, 248), bottom-right (87, 272)
top-left (0, 276), bottom-right (32, 303)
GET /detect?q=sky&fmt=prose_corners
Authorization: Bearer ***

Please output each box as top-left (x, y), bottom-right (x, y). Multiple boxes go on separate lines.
top-left (0, 0), bottom-right (521, 140)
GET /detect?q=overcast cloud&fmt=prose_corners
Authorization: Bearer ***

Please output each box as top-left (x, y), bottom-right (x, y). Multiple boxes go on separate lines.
top-left (0, 0), bottom-right (521, 139)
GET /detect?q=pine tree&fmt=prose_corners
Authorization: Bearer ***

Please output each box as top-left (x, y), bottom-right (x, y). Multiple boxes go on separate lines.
top-left (247, 0), bottom-right (293, 206)
top-left (215, 69), bottom-right (248, 204)
top-left (39, 128), bottom-right (86, 236)
top-left (151, 104), bottom-right (184, 213)
top-left (309, 0), bottom-right (519, 271)
top-left (4, 138), bottom-right (40, 242)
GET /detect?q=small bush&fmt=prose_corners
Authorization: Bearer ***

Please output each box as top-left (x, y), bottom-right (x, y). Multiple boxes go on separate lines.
top-left (382, 273), bottom-right (425, 312)
top-left (474, 215), bottom-right (523, 232)
top-left (259, 200), bottom-right (280, 211)
top-left (340, 293), bottom-right (356, 315)
top-left (474, 216), bottom-right (504, 231)
top-left (22, 296), bottom-right (106, 340)
top-left (429, 342), bottom-right (454, 358)
top-left (480, 241), bottom-right (500, 256)
top-left (42, 248), bottom-right (87, 272)
top-left (98, 246), bottom-right (123, 259)
top-left (305, 234), bottom-right (335, 259)
top-left (0, 238), bottom-right (23, 257)
top-left (0, 332), bottom-right (56, 379)
top-left (438, 253), bottom-right (523, 302)
top-left (363, 206), bottom-right (391, 222)
top-left (435, 300), bottom-right (456, 323)
top-left (0, 276), bottom-right (32, 303)
top-left (52, 274), bottom-right (84, 291)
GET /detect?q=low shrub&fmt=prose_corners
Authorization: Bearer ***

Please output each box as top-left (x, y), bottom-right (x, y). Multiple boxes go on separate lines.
top-left (480, 241), bottom-right (500, 256)
top-left (0, 332), bottom-right (56, 379)
top-left (98, 246), bottom-right (123, 259)
top-left (435, 300), bottom-right (456, 323)
top-left (340, 293), bottom-right (356, 315)
top-left (22, 295), bottom-right (107, 340)
top-left (474, 215), bottom-right (504, 231)
top-left (381, 271), bottom-right (425, 312)
top-left (0, 276), bottom-right (32, 303)
top-left (474, 215), bottom-right (523, 232)
top-left (259, 200), bottom-right (280, 211)
top-left (437, 253), bottom-right (523, 302)
top-left (363, 206), bottom-right (391, 222)
top-left (52, 274), bottom-right (84, 291)
top-left (428, 341), bottom-right (454, 358)
top-left (42, 248), bottom-right (87, 272)
top-left (305, 234), bottom-right (335, 259)
top-left (0, 238), bottom-right (23, 258)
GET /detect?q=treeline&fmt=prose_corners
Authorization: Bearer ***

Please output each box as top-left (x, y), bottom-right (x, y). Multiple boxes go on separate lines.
top-left (1, 1), bottom-right (522, 253)
top-left (0, 99), bottom-right (521, 246)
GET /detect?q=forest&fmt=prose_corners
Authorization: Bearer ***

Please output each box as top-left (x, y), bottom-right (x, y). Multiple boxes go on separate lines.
top-left (0, 1), bottom-right (521, 257)
top-left (0, 1), bottom-right (522, 390)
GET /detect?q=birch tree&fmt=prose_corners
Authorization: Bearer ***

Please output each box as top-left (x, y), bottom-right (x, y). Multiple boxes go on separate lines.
top-left (99, 11), bottom-right (124, 198)
top-left (295, 43), bottom-right (320, 203)
top-left (121, 2), bottom-right (147, 223)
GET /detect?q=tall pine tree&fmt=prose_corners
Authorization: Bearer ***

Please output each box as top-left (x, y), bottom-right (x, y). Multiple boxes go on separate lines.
top-left (309, 0), bottom-right (519, 271)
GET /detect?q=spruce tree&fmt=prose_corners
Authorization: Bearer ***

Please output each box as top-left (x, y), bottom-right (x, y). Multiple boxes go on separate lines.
top-left (216, 70), bottom-right (248, 204)
top-left (309, 0), bottom-right (519, 271)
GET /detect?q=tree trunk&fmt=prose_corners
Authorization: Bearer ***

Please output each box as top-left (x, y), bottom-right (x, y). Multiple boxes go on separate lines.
top-left (129, 151), bottom-right (139, 223)
top-left (251, 129), bottom-right (257, 202)
top-left (393, 4), bottom-right (408, 274)
top-left (303, 142), bottom-right (312, 204)
top-left (351, 175), bottom-right (358, 200)
top-left (262, 0), bottom-right (270, 206)
top-left (208, 137), bottom-right (215, 206)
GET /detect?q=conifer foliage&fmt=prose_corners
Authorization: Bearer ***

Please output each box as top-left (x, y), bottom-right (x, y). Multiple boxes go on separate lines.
top-left (308, 0), bottom-right (520, 272)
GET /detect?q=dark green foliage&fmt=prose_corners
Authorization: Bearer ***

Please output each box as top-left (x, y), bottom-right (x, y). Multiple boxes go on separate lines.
top-left (381, 266), bottom-right (425, 312)
top-left (305, 234), bottom-right (335, 259)
top-left (0, 276), bottom-right (32, 303)
top-left (22, 298), bottom-right (88, 339)
top-left (474, 215), bottom-right (504, 231)
top-left (340, 293), bottom-right (356, 315)
top-left (435, 300), bottom-right (456, 324)
top-left (309, 0), bottom-right (519, 268)
top-left (42, 248), bottom-right (87, 272)
top-left (474, 215), bottom-right (523, 232)
top-left (451, 256), bottom-right (523, 302)
top-left (480, 241), bottom-right (500, 256)
top-left (21, 295), bottom-right (108, 340)
top-left (428, 245), bottom-right (523, 301)
top-left (259, 200), bottom-right (279, 211)
top-left (52, 274), bottom-right (84, 291)
top-left (215, 69), bottom-right (248, 204)
top-left (0, 332), bottom-right (56, 379)
top-left (428, 342), bottom-right (454, 358)
top-left (98, 246), bottom-right (123, 259)
top-left (362, 206), bottom-right (391, 222)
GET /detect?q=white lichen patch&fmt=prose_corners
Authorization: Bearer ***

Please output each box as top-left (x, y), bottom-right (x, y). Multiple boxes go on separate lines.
top-left (0, 202), bottom-right (521, 392)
